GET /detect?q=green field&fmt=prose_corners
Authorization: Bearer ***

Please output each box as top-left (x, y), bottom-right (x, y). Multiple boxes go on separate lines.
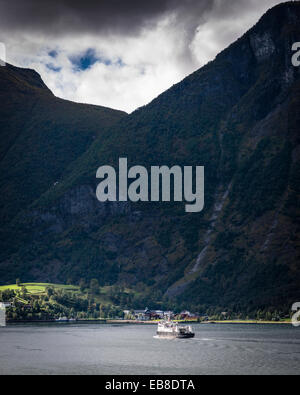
top-left (0, 283), bottom-right (80, 295)
top-left (0, 282), bottom-right (136, 306)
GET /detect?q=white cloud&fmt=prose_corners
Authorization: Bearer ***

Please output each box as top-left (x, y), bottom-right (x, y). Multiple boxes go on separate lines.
top-left (3, 0), bottom-right (287, 113)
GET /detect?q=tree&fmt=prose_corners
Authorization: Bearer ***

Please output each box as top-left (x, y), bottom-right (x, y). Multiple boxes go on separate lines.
top-left (46, 287), bottom-right (54, 297)
top-left (266, 311), bottom-right (272, 321)
top-left (90, 279), bottom-right (99, 295)
top-left (79, 279), bottom-right (86, 293)
top-left (99, 304), bottom-right (104, 319)
top-left (16, 279), bottom-right (21, 287)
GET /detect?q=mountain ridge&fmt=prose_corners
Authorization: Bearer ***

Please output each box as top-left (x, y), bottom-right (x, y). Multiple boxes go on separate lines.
top-left (0, 62), bottom-right (127, 227)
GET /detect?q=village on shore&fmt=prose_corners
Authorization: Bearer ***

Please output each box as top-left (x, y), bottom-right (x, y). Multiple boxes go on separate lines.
top-left (122, 308), bottom-right (207, 322)
top-left (0, 283), bottom-right (291, 324)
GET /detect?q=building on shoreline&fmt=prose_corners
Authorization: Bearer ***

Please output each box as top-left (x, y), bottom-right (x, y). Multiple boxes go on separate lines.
top-left (128, 308), bottom-right (179, 321)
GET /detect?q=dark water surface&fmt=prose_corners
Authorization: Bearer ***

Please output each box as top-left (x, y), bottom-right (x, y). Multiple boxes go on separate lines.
top-left (0, 323), bottom-right (300, 375)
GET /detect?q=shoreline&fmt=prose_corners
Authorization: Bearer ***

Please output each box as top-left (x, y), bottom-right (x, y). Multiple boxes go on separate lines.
top-left (5, 319), bottom-right (292, 325)
top-left (205, 320), bottom-right (292, 325)
top-left (107, 319), bottom-right (292, 325)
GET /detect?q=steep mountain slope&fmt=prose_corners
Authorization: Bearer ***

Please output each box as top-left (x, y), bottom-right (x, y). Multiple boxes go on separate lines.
top-left (0, 63), bottom-right (126, 226)
top-left (0, 2), bottom-right (299, 313)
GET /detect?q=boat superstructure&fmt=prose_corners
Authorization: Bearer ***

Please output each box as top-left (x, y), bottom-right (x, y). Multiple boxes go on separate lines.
top-left (156, 320), bottom-right (195, 339)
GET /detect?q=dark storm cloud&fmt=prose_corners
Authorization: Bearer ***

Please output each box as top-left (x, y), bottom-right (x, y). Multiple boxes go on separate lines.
top-left (0, 0), bottom-right (285, 112)
top-left (0, 0), bottom-right (216, 36)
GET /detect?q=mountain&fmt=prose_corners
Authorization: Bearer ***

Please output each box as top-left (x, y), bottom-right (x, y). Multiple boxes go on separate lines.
top-left (0, 63), bottom-right (126, 227)
top-left (0, 2), bottom-right (299, 314)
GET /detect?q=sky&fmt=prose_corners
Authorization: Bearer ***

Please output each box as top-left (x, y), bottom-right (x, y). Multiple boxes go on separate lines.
top-left (0, 0), bottom-right (289, 113)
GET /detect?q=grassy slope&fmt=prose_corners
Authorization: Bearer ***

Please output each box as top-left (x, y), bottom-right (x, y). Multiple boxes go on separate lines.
top-left (0, 282), bottom-right (137, 307)
top-left (0, 283), bottom-right (79, 294)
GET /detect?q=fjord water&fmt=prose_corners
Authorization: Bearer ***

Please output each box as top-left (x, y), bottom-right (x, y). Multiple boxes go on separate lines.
top-left (0, 323), bottom-right (299, 375)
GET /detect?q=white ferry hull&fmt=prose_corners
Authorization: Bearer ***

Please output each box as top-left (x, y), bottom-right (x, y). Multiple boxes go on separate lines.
top-left (157, 331), bottom-right (195, 339)
top-left (156, 319), bottom-right (195, 339)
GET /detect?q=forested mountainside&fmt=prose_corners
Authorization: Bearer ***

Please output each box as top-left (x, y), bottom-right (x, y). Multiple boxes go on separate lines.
top-left (0, 63), bottom-right (126, 226)
top-left (0, 2), bottom-right (299, 314)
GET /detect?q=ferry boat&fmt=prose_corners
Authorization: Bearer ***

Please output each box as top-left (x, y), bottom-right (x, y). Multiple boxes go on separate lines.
top-left (55, 317), bottom-right (77, 322)
top-left (156, 320), bottom-right (195, 339)
top-left (55, 316), bottom-right (69, 322)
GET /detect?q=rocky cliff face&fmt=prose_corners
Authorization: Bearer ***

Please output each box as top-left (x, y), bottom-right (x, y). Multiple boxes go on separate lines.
top-left (32, 185), bottom-right (131, 233)
top-left (0, 2), bottom-right (299, 312)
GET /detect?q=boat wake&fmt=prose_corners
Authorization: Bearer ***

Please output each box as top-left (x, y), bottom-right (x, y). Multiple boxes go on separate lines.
top-left (153, 335), bottom-right (174, 340)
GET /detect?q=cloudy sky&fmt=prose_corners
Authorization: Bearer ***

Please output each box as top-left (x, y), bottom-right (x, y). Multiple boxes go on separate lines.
top-left (0, 0), bottom-right (288, 112)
